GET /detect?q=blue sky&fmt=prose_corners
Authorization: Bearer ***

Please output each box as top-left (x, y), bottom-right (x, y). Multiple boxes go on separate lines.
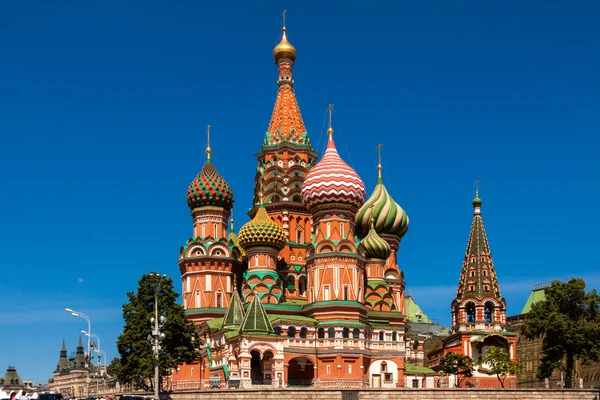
top-left (1, 0), bottom-right (599, 384)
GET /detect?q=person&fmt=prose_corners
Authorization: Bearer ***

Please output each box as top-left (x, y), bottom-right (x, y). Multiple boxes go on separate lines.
top-left (9, 393), bottom-right (16, 400)
top-left (18, 393), bottom-right (28, 400)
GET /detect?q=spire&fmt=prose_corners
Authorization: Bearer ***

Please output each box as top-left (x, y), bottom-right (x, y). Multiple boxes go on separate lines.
top-left (326, 104), bottom-right (335, 146)
top-left (206, 125), bottom-right (212, 161)
top-left (455, 187), bottom-right (502, 301)
top-left (221, 290), bottom-right (245, 330)
top-left (266, 16), bottom-right (308, 145)
top-left (56, 340), bottom-right (69, 372)
top-left (376, 143), bottom-right (384, 183)
top-left (240, 294), bottom-right (274, 335)
top-left (473, 179), bottom-right (482, 214)
top-left (76, 336), bottom-right (84, 354)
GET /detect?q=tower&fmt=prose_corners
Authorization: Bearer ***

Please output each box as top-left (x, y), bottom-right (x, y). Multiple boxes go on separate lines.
top-left (355, 146), bottom-right (409, 313)
top-left (301, 106), bottom-right (367, 321)
top-left (55, 340), bottom-right (69, 372)
top-left (179, 127), bottom-right (241, 320)
top-left (441, 188), bottom-right (518, 387)
top-left (250, 19), bottom-right (318, 301)
top-left (238, 198), bottom-right (288, 304)
top-left (451, 190), bottom-right (506, 331)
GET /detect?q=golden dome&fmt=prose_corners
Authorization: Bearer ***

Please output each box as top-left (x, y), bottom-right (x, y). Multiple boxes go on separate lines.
top-left (273, 27), bottom-right (296, 63)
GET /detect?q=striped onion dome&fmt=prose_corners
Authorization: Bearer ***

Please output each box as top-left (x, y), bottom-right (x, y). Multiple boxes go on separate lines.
top-left (355, 174), bottom-right (409, 239)
top-left (301, 134), bottom-right (366, 210)
top-left (238, 205), bottom-right (287, 250)
top-left (361, 220), bottom-right (391, 260)
top-left (187, 158), bottom-right (234, 210)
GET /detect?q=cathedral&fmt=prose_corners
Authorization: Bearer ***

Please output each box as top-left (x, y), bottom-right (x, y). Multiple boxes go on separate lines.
top-left (168, 20), bottom-right (516, 389)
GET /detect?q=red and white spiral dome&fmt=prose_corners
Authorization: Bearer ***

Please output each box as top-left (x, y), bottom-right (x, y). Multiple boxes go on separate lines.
top-left (301, 133), bottom-right (366, 210)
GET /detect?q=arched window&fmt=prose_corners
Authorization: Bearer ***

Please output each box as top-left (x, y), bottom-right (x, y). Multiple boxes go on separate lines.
top-left (318, 328), bottom-right (325, 339)
top-left (342, 327), bottom-right (349, 338)
top-left (413, 340), bottom-right (420, 351)
top-left (273, 327), bottom-right (281, 335)
top-left (484, 301), bottom-right (495, 323)
top-left (326, 222), bottom-right (331, 237)
top-left (300, 327), bottom-right (307, 338)
top-left (381, 362), bottom-right (387, 373)
top-left (299, 276), bottom-right (307, 296)
top-left (286, 275), bottom-right (295, 291)
top-left (378, 331), bottom-right (384, 341)
top-left (466, 302), bottom-right (476, 323)
top-left (328, 327), bottom-right (335, 339)
top-left (392, 331), bottom-right (397, 341)
top-left (288, 326), bottom-right (296, 338)
top-left (352, 328), bottom-right (360, 339)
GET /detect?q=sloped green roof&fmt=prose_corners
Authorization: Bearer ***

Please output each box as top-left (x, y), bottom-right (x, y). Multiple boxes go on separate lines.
top-left (206, 317), bottom-right (224, 331)
top-left (521, 287), bottom-right (547, 314)
top-left (222, 291), bottom-right (245, 329)
top-left (404, 295), bottom-right (432, 323)
top-left (269, 314), bottom-right (316, 324)
top-left (240, 295), bottom-right (274, 334)
top-left (405, 362), bottom-right (437, 375)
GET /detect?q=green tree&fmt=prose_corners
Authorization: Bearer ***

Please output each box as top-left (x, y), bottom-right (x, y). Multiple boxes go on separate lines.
top-left (105, 358), bottom-right (122, 389)
top-left (439, 352), bottom-right (474, 387)
top-left (521, 278), bottom-right (600, 388)
top-left (116, 272), bottom-right (200, 391)
top-left (481, 345), bottom-right (522, 388)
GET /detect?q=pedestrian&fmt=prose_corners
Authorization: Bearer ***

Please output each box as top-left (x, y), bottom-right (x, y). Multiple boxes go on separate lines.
top-left (9, 393), bottom-right (16, 400)
top-left (18, 393), bottom-right (28, 400)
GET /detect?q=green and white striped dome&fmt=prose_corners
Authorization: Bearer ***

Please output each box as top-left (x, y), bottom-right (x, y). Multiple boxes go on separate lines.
top-left (361, 220), bottom-right (391, 260)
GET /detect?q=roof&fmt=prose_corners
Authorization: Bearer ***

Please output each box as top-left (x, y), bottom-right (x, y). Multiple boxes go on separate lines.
top-left (405, 363), bottom-right (437, 375)
top-left (240, 295), bottom-right (274, 334)
top-left (521, 286), bottom-right (547, 314)
top-left (404, 295), bottom-right (432, 323)
top-left (221, 291), bottom-right (245, 329)
top-left (268, 314), bottom-right (316, 324)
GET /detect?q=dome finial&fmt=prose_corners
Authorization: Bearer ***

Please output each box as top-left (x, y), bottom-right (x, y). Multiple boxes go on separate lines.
top-left (473, 179), bottom-right (483, 211)
top-left (230, 218), bottom-right (235, 233)
top-left (326, 104), bottom-right (335, 139)
top-left (273, 10), bottom-right (297, 63)
top-left (376, 143), bottom-right (384, 182)
top-left (206, 125), bottom-right (212, 160)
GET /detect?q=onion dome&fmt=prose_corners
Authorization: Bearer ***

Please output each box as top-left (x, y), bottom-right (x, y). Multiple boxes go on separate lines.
top-left (238, 204), bottom-right (287, 250)
top-left (301, 120), bottom-right (366, 210)
top-left (186, 128), bottom-right (234, 210)
top-left (361, 219), bottom-right (391, 260)
top-left (273, 27), bottom-right (296, 63)
top-left (355, 161), bottom-right (409, 239)
top-left (473, 195), bottom-right (482, 207)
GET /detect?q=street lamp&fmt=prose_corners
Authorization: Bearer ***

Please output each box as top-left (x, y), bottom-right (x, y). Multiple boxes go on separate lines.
top-left (66, 308), bottom-right (92, 360)
top-left (81, 330), bottom-right (101, 366)
top-left (148, 273), bottom-right (167, 400)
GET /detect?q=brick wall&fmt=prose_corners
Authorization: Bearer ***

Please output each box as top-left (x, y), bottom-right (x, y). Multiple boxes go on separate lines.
top-left (170, 388), bottom-right (600, 400)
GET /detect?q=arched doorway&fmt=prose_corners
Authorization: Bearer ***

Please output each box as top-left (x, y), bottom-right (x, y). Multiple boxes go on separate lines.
top-left (288, 357), bottom-right (315, 387)
top-left (250, 350), bottom-right (262, 384)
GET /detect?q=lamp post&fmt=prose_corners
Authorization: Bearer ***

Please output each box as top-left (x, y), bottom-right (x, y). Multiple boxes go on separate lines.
top-left (66, 308), bottom-right (91, 360)
top-left (149, 273), bottom-right (167, 400)
top-left (81, 330), bottom-right (101, 366)
top-left (66, 308), bottom-right (92, 396)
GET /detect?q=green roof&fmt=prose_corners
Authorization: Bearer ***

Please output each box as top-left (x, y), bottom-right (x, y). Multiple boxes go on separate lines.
top-left (268, 314), bottom-right (316, 324)
top-left (316, 320), bottom-right (365, 327)
top-left (222, 291), bottom-right (245, 329)
top-left (404, 295), bottom-right (433, 323)
top-left (521, 287), bottom-right (547, 314)
top-left (240, 295), bottom-right (274, 334)
top-left (206, 317), bottom-right (224, 331)
top-left (405, 363), bottom-right (437, 375)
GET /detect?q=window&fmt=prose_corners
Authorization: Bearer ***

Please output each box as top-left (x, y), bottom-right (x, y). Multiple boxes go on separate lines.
top-left (466, 302), bottom-right (476, 323)
top-left (274, 327), bottom-right (282, 335)
top-left (352, 328), bottom-right (360, 339)
top-left (318, 328), bottom-right (325, 339)
top-left (342, 327), bottom-right (349, 338)
top-left (348, 364), bottom-right (352, 374)
top-left (484, 285), bottom-right (489, 291)
top-left (385, 373), bottom-right (393, 383)
top-left (392, 332), bottom-right (397, 342)
top-left (343, 286), bottom-right (349, 300)
top-left (468, 285), bottom-right (474, 292)
top-left (296, 230), bottom-right (303, 244)
top-left (381, 362), bottom-right (387, 372)
top-left (195, 291), bottom-right (200, 308)
top-left (324, 286), bottom-right (330, 301)
top-left (288, 326), bottom-right (296, 338)
top-left (214, 224), bottom-right (218, 238)
top-left (484, 301), bottom-right (495, 323)
top-left (254, 255), bottom-right (259, 267)
top-left (191, 367), bottom-right (194, 376)
top-left (340, 222), bottom-right (345, 237)
top-left (328, 327), bottom-right (335, 339)
top-left (201, 224), bottom-right (206, 237)
top-left (326, 365), bottom-right (330, 374)
top-left (216, 293), bottom-right (222, 308)
top-left (300, 327), bottom-right (307, 338)
top-left (327, 222), bottom-right (331, 237)
top-left (470, 270), bottom-right (475, 277)
top-left (483, 269), bottom-right (488, 276)
top-left (378, 331), bottom-right (384, 341)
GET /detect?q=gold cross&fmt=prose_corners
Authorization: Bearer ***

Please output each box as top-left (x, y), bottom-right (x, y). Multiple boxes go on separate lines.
top-left (206, 125), bottom-right (212, 157)
top-left (376, 143), bottom-right (384, 165)
top-left (282, 9), bottom-right (287, 28)
top-left (474, 179), bottom-right (480, 197)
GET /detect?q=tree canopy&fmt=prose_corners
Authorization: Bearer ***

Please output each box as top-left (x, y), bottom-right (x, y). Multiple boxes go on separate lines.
top-left (521, 278), bottom-right (600, 388)
top-left (439, 352), bottom-right (474, 387)
top-left (116, 273), bottom-right (200, 391)
top-left (481, 345), bottom-right (521, 388)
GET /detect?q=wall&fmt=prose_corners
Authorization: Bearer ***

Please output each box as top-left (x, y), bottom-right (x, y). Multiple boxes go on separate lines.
top-left (170, 388), bottom-right (600, 400)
